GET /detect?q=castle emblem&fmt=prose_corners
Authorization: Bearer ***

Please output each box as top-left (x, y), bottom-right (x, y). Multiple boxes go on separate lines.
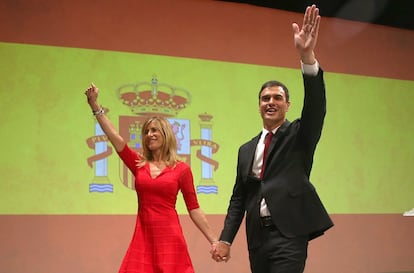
top-left (86, 76), bottom-right (219, 194)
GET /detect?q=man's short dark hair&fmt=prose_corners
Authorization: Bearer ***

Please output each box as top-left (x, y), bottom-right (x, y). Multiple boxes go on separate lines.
top-left (259, 80), bottom-right (290, 102)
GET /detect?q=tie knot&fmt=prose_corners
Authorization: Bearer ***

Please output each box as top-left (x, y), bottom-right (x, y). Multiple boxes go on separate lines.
top-left (265, 131), bottom-right (273, 141)
top-left (263, 132), bottom-right (273, 149)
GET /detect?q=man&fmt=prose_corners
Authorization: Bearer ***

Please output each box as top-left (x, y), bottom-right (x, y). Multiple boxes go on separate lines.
top-left (212, 5), bottom-right (334, 273)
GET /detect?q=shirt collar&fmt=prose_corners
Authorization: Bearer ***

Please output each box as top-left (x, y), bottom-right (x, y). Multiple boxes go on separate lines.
top-left (261, 126), bottom-right (279, 141)
top-left (261, 126), bottom-right (279, 136)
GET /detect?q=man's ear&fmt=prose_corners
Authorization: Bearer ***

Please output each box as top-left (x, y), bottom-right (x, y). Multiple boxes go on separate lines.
top-left (286, 101), bottom-right (291, 112)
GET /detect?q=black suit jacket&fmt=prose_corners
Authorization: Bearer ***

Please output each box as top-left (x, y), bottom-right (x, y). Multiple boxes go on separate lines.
top-left (220, 69), bottom-right (334, 250)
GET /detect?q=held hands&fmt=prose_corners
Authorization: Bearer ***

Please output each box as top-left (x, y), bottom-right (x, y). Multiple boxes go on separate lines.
top-left (210, 241), bottom-right (231, 263)
top-left (292, 4), bottom-right (321, 64)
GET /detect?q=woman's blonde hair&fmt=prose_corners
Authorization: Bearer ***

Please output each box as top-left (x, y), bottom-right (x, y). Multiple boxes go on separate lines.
top-left (138, 116), bottom-right (178, 167)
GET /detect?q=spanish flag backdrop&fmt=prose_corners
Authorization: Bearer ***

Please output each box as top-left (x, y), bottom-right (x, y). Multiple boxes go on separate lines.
top-left (1, 1), bottom-right (413, 273)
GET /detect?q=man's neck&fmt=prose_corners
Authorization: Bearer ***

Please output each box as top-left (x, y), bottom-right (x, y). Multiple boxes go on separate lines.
top-left (263, 119), bottom-right (285, 132)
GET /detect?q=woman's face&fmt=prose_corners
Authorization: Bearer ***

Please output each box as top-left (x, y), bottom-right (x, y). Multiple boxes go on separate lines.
top-left (143, 121), bottom-right (164, 152)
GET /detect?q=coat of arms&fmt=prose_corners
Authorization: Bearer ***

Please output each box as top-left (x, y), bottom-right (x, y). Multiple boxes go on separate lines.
top-left (86, 76), bottom-right (219, 195)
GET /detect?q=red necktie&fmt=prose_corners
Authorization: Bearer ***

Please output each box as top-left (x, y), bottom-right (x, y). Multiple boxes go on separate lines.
top-left (260, 132), bottom-right (273, 179)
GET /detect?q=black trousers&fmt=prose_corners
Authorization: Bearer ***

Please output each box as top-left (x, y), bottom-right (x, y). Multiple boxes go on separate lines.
top-left (249, 222), bottom-right (308, 273)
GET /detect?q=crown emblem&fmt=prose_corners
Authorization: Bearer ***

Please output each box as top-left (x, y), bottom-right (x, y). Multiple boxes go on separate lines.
top-left (117, 76), bottom-right (191, 117)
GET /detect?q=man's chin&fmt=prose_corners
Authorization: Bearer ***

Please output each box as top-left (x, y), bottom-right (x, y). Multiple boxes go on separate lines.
top-left (264, 115), bottom-right (278, 121)
top-left (264, 117), bottom-right (284, 126)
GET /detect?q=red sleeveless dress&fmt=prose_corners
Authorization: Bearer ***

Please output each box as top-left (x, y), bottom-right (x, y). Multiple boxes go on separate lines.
top-left (117, 145), bottom-right (199, 273)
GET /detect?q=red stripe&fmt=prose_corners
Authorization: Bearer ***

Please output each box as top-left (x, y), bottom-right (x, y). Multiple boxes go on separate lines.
top-left (0, 0), bottom-right (413, 80)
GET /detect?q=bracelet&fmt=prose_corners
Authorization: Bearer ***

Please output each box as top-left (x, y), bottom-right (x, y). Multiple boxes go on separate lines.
top-left (219, 240), bottom-right (232, 246)
top-left (92, 108), bottom-right (104, 116)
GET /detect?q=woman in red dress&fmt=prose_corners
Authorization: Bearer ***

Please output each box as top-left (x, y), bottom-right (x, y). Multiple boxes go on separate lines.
top-left (85, 84), bottom-right (218, 273)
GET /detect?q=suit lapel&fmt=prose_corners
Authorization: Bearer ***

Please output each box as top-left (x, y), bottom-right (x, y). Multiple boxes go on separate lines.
top-left (245, 122), bottom-right (290, 178)
top-left (246, 134), bottom-right (260, 176)
top-left (266, 121), bottom-right (290, 169)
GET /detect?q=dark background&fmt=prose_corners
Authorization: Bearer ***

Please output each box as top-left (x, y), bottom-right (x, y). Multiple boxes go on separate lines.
top-left (221, 0), bottom-right (414, 30)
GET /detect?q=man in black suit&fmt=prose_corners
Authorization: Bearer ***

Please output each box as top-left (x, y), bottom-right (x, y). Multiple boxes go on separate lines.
top-left (212, 5), bottom-right (333, 273)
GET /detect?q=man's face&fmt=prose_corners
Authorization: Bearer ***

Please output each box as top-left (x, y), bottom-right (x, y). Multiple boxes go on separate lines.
top-left (259, 85), bottom-right (290, 128)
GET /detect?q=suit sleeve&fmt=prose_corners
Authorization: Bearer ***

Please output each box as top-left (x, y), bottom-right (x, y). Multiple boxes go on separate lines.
top-left (299, 68), bottom-right (326, 159)
top-left (219, 149), bottom-right (247, 244)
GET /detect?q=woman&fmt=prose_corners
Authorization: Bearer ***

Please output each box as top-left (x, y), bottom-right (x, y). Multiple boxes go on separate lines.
top-left (84, 83), bottom-right (218, 273)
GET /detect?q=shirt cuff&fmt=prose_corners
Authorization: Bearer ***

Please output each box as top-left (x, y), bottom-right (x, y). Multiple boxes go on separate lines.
top-left (301, 60), bottom-right (319, 76)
